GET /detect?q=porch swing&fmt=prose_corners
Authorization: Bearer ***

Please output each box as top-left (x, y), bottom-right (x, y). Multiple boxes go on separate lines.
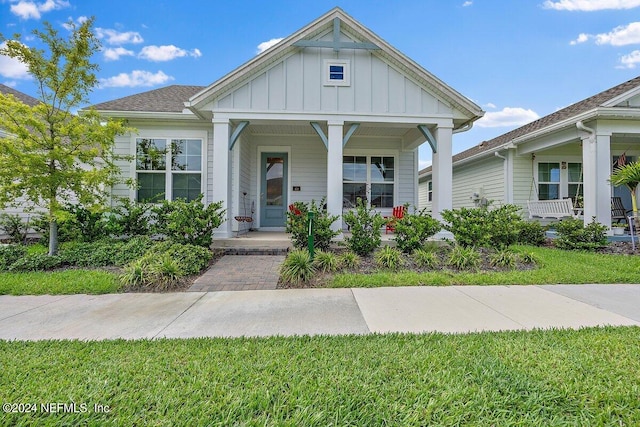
top-left (526, 156), bottom-right (580, 220)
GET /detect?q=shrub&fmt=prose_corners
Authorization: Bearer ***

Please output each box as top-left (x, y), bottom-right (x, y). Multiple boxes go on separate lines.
top-left (120, 258), bottom-right (149, 287)
top-left (313, 250), bottom-right (340, 273)
top-left (339, 251), bottom-right (360, 270)
top-left (114, 236), bottom-right (155, 266)
top-left (490, 249), bottom-right (517, 269)
top-left (554, 217), bottom-right (607, 251)
top-left (393, 210), bottom-right (442, 253)
top-left (286, 199), bottom-right (340, 251)
top-left (105, 198), bottom-right (153, 237)
top-left (413, 249), bottom-right (439, 269)
top-left (447, 245), bottom-right (481, 270)
top-left (0, 213), bottom-right (28, 244)
top-left (153, 195), bottom-right (225, 247)
top-left (374, 246), bottom-right (404, 271)
top-left (8, 253), bottom-right (63, 271)
top-left (0, 244), bottom-right (27, 270)
top-left (518, 221), bottom-right (547, 246)
top-left (146, 241), bottom-right (212, 275)
top-left (62, 203), bottom-right (109, 242)
top-left (59, 240), bottom-right (122, 267)
top-left (149, 253), bottom-right (184, 289)
top-left (441, 204), bottom-right (524, 249)
top-left (279, 249), bottom-right (315, 284)
top-left (343, 198), bottom-right (386, 256)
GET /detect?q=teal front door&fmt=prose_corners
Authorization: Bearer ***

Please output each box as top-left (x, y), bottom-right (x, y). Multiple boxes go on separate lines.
top-left (260, 153), bottom-right (288, 227)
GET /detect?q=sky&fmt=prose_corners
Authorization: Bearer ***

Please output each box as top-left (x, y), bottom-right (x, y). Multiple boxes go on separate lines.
top-left (2, 0), bottom-right (640, 170)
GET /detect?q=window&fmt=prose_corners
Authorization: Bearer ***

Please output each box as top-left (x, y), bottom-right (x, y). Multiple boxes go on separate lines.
top-left (428, 181), bottom-right (433, 202)
top-left (536, 161), bottom-right (583, 201)
top-left (343, 155), bottom-right (395, 208)
top-left (324, 59), bottom-right (350, 86)
top-left (136, 138), bottom-right (202, 202)
top-left (537, 162), bottom-right (560, 200)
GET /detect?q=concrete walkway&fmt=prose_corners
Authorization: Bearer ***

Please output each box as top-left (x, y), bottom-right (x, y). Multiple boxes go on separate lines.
top-left (0, 285), bottom-right (639, 340)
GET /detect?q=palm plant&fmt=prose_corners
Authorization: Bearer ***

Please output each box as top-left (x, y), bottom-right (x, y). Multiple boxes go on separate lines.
top-left (609, 161), bottom-right (640, 227)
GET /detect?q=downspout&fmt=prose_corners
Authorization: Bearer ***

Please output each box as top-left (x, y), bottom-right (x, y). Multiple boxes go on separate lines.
top-left (453, 121), bottom-right (474, 134)
top-left (495, 151), bottom-right (509, 204)
top-left (576, 120), bottom-right (595, 138)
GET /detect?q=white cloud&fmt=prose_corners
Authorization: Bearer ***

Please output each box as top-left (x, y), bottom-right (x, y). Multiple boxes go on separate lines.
top-left (543, 0), bottom-right (640, 10)
top-left (0, 42), bottom-right (30, 80)
top-left (138, 45), bottom-right (202, 62)
top-left (99, 70), bottom-right (174, 88)
top-left (103, 47), bottom-right (135, 61)
top-left (95, 28), bottom-right (144, 45)
top-left (10, 0), bottom-right (69, 20)
top-left (419, 159), bottom-right (432, 170)
top-left (62, 16), bottom-right (89, 31)
top-left (570, 22), bottom-right (640, 46)
top-left (618, 49), bottom-right (640, 68)
top-left (475, 107), bottom-right (540, 128)
top-left (484, 102), bottom-right (497, 109)
top-left (462, 1), bottom-right (473, 6)
top-left (2, 81), bottom-right (18, 88)
top-left (256, 38), bottom-right (284, 54)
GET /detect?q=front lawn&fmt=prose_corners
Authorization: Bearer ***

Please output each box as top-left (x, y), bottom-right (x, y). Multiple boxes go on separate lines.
top-left (0, 269), bottom-right (120, 295)
top-left (329, 245), bottom-right (640, 287)
top-left (1, 326), bottom-right (639, 425)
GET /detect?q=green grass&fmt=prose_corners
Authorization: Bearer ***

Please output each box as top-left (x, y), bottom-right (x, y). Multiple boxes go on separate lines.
top-left (0, 269), bottom-right (121, 295)
top-left (1, 327), bottom-right (639, 425)
top-left (331, 245), bottom-right (640, 287)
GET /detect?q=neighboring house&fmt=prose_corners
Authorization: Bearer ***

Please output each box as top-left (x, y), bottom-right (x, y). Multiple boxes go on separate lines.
top-left (419, 75), bottom-right (640, 231)
top-left (92, 7), bottom-right (483, 238)
top-left (0, 84), bottom-right (42, 232)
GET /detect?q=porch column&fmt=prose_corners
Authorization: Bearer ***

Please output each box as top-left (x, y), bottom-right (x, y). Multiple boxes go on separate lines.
top-left (582, 131), bottom-right (612, 229)
top-left (212, 118), bottom-right (232, 238)
top-left (327, 120), bottom-right (344, 234)
top-left (431, 125), bottom-right (453, 221)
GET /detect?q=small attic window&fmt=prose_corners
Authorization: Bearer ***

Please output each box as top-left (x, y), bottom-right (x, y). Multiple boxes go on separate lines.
top-left (324, 59), bottom-right (350, 86)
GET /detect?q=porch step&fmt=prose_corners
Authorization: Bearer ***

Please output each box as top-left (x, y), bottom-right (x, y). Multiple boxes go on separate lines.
top-left (219, 247), bottom-right (290, 256)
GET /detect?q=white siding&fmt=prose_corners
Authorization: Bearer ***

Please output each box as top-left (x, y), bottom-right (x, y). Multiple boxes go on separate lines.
top-left (213, 36), bottom-right (445, 115)
top-left (418, 178), bottom-right (430, 211)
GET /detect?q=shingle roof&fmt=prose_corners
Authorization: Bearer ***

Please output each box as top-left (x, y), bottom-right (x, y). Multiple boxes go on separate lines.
top-left (91, 85), bottom-right (205, 113)
top-left (0, 84), bottom-right (40, 107)
top-left (419, 75), bottom-right (640, 176)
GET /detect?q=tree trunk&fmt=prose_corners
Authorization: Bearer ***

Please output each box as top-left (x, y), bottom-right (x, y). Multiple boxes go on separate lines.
top-left (48, 219), bottom-right (58, 256)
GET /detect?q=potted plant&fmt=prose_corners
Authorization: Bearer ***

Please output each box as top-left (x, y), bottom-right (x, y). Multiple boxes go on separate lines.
top-left (612, 223), bottom-right (626, 235)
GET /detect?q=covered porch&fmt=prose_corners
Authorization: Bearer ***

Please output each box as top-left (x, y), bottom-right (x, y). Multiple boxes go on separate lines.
top-left (210, 117), bottom-right (456, 238)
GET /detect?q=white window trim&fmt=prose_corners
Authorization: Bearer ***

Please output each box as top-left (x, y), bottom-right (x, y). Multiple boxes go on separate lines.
top-left (534, 156), bottom-right (582, 201)
top-left (131, 130), bottom-right (207, 202)
top-left (343, 150), bottom-right (398, 211)
top-left (323, 59), bottom-right (350, 87)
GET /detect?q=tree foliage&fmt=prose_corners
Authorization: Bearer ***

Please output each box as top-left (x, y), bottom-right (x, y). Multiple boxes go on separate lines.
top-left (0, 18), bottom-right (131, 255)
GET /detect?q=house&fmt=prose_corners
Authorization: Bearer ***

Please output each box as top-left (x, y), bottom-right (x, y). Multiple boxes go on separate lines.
top-left (419, 75), bottom-right (640, 232)
top-left (0, 84), bottom-right (42, 230)
top-left (92, 7), bottom-right (483, 238)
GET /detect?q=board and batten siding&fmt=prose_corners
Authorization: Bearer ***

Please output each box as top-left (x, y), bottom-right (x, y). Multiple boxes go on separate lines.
top-left (212, 43), bottom-right (452, 116)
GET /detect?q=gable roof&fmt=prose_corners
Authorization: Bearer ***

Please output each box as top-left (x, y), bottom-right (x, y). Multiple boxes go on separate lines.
top-left (0, 84), bottom-right (40, 107)
top-left (91, 85), bottom-right (205, 113)
top-left (419, 74), bottom-right (640, 177)
top-left (186, 7), bottom-right (483, 124)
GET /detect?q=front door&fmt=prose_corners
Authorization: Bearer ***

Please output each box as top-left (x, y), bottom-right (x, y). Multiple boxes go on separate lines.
top-left (260, 152), bottom-right (288, 227)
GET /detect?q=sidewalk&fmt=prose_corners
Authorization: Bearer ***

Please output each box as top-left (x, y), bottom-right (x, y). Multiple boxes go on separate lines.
top-left (0, 285), bottom-right (638, 340)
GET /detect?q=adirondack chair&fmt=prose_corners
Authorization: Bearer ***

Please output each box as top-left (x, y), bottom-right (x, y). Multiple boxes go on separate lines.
top-left (385, 205), bottom-right (406, 234)
top-left (611, 197), bottom-right (632, 224)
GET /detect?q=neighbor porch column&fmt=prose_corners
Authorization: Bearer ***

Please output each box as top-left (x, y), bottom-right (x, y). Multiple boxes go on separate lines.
top-left (431, 125), bottom-right (453, 222)
top-left (212, 118), bottom-right (232, 238)
top-left (327, 120), bottom-right (344, 235)
top-left (582, 131), bottom-right (612, 230)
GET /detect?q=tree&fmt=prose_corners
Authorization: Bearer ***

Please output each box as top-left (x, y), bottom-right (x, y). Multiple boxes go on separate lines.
top-left (609, 161), bottom-right (640, 228)
top-left (0, 18), bottom-right (131, 255)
